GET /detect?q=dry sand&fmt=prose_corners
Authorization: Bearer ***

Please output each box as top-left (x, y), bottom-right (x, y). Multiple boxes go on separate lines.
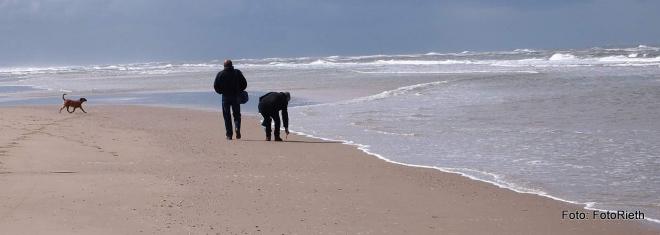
top-left (0, 106), bottom-right (657, 234)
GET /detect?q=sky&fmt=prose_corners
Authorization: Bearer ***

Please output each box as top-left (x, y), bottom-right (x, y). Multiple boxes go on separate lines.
top-left (1, 0), bottom-right (659, 66)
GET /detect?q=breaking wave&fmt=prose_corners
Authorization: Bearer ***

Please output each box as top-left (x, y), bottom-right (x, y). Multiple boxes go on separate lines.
top-left (3, 45), bottom-right (660, 77)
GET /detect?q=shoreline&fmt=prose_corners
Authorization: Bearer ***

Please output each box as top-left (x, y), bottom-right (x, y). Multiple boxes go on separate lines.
top-left (291, 121), bottom-right (660, 225)
top-left (319, 133), bottom-right (660, 225)
top-left (0, 105), bottom-right (657, 234)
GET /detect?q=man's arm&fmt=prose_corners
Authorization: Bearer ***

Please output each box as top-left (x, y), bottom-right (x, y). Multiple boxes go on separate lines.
top-left (238, 70), bottom-right (247, 91)
top-left (213, 72), bottom-right (223, 95)
top-left (282, 106), bottom-right (289, 134)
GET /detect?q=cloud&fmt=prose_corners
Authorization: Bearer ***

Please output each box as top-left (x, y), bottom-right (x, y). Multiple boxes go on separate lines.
top-left (0, 0), bottom-right (659, 66)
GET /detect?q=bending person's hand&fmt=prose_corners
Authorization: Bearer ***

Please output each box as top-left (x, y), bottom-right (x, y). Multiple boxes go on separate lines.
top-left (285, 128), bottom-right (290, 139)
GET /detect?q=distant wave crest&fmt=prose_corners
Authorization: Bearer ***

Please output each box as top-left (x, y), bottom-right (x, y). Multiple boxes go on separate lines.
top-left (3, 45), bottom-right (660, 76)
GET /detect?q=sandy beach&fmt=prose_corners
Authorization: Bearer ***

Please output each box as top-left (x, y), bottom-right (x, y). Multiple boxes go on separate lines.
top-left (0, 105), bottom-right (657, 234)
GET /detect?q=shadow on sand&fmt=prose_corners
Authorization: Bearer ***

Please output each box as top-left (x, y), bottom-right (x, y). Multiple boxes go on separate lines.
top-left (240, 139), bottom-right (342, 144)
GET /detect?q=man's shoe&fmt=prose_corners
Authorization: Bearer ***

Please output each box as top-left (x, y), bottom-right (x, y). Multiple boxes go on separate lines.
top-left (274, 136), bottom-right (283, 142)
top-left (235, 129), bottom-right (241, 139)
top-left (266, 136), bottom-right (271, 141)
top-left (226, 136), bottom-right (232, 140)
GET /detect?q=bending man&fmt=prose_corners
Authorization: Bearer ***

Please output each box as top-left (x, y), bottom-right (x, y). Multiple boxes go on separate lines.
top-left (258, 92), bottom-right (290, 141)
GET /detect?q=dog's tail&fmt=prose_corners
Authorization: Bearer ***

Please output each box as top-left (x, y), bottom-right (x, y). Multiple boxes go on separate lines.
top-left (62, 93), bottom-right (67, 101)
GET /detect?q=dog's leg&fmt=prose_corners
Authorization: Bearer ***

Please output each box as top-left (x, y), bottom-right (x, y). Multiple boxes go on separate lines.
top-left (80, 106), bottom-right (87, 113)
top-left (67, 106), bottom-right (73, 113)
top-left (59, 105), bottom-right (65, 113)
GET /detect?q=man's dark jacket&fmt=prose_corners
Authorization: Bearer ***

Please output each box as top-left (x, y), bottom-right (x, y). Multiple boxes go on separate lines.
top-left (258, 92), bottom-right (289, 129)
top-left (213, 67), bottom-right (247, 98)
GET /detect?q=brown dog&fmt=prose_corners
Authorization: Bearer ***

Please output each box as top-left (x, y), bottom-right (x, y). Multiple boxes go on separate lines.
top-left (59, 94), bottom-right (87, 113)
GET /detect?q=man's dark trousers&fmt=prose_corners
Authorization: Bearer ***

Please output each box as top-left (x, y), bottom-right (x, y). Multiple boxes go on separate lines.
top-left (260, 112), bottom-right (281, 138)
top-left (222, 96), bottom-right (241, 137)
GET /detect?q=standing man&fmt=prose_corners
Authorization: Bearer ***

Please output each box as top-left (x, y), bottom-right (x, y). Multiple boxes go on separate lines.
top-left (214, 59), bottom-right (247, 140)
top-left (258, 92), bottom-right (290, 141)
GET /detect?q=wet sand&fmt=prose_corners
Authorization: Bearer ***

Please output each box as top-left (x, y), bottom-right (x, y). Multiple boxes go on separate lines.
top-left (0, 106), bottom-right (657, 234)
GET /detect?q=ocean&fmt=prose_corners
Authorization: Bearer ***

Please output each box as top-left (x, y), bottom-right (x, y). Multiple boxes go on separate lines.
top-left (1, 45), bottom-right (659, 222)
